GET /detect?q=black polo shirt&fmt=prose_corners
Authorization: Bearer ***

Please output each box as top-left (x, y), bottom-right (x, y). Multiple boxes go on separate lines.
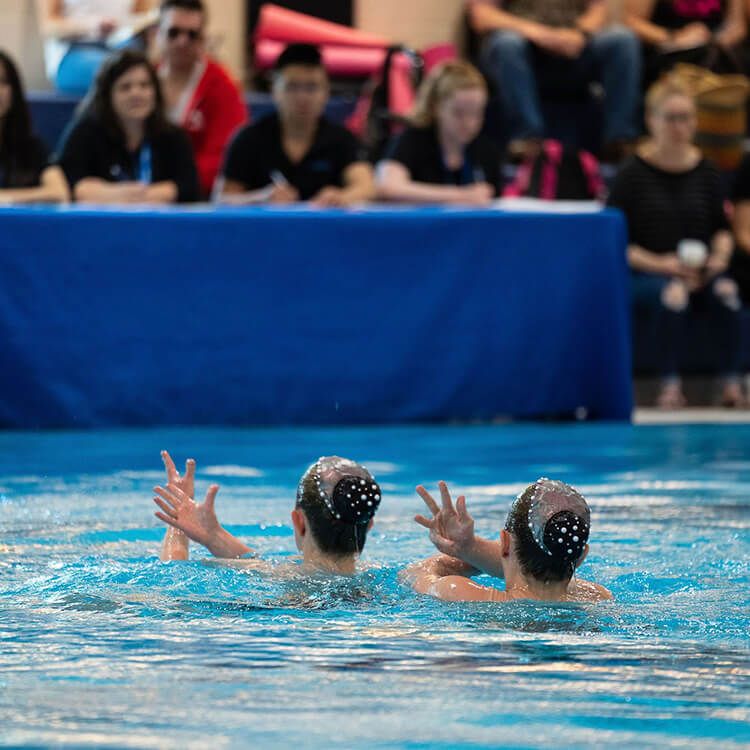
top-left (56, 116), bottom-right (200, 203)
top-left (384, 126), bottom-right (503, 195)
top-left (221, 113), bottom-right (365, 200)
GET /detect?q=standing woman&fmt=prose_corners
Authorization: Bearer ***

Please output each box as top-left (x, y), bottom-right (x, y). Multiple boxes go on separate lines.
top-left (56, 49), bottom-right (199, 203)
top-left (608, 77), bottom-right (745, 408)
top-left (36, 0), bottom-right (157, 96)
top-left (376, 60), bottom-right (502, 205)
top-left (0, 50), bottom-right (68, 204)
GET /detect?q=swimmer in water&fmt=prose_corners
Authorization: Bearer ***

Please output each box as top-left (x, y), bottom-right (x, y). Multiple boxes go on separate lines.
top-left (153, 451), bottom-right (381, 575)
top-left (404, 478), bottom-right (612, 603)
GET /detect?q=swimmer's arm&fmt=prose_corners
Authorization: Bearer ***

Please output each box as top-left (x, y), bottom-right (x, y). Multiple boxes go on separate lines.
top-left (450, 536), bottom-right (506, 580)
top-left (414, 483), bottom-right (506, 580)
top-left (403, 555), bottom-right (503, 602)
top-left (153, 482), bottom-right (255, 559)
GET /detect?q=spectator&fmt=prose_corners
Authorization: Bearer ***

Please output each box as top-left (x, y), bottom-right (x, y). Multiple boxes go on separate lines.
top-left (729, 154), bottom-right (750, 307)
top-left (0, 50), bottom-right (68, 204)
top-left (216, 44), bottom-right (374, 206)
top-left (56, 49), bottom-right (199, 203)
top-left (608, 77), bottom-right (745, 408)
top-left (625, 0), bottom-right (747, 83)
top-left (155, 0), bottom-right (247, 198)
top-left (36, 0), bottom-right (157, 96)
top-left (467, 0), bottom-right (641, 161)
top-left (376, 60), bottom-right (502, 205)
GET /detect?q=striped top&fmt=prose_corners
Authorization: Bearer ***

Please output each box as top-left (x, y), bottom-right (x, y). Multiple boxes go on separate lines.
top-left (607, 155), bottom-right (728, 254)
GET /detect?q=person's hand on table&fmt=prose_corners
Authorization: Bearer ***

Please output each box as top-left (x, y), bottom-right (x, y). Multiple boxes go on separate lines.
top-left (453, 182), bottom-right (494, 206)
top-left (310, 186), bottom-right (350, 207)
top-left (268, 183), bottom-right (299, 204)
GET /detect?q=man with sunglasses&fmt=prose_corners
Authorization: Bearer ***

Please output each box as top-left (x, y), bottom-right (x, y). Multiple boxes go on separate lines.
top-left (156, 0), bottom-right (247, 197)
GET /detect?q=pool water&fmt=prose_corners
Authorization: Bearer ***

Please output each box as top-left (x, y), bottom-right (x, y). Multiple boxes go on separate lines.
top-left (1, 424), bottom-right (749, 749)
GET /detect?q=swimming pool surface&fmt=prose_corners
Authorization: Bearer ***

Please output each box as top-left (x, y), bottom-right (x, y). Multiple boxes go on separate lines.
top-left (1, 424), bottom-right (748, 749)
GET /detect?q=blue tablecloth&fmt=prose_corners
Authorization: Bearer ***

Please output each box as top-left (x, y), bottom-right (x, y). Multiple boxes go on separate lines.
top-left (0, 205), bottom-right (631, 427)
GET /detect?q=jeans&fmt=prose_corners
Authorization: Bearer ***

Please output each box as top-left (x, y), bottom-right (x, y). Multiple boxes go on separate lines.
top-left (480, 25), bottom-right (641, 143)
top-left (631, 272), bottom-right (743, 379)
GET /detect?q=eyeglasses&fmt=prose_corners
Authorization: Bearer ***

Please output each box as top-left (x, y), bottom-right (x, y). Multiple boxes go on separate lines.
top-left (661, 112), bottom-right (695, 124)
top-left (282, 81), bottom-right (325, 95)
top-left (166, 26), bottom-right (202, 42)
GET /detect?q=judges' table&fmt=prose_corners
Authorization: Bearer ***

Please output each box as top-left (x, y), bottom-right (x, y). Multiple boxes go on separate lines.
top-left (0, 205), bottom-right (631, 427)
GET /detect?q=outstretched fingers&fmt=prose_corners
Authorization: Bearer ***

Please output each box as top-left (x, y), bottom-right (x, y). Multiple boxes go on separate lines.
top-left (185, 458), bottom-right (196, 486)
top-left (204, 484), bottom-right (219, 511)
top-left (456, 495), bottom-right (469, 520)
top-left (153, 496), bottom-right (177, 518)
top-left (414, 514), bottom-right (434, 529)
top-left (154, 511), bottom-right (180, 529)
top-left (416, 485), bottom-right (440, 516)
top-left (154, 484), bottom-right (183, 509)
top-left (161, 450), bottom-right (179, 483)
top-left (438, 481), bottom-right (455, 513)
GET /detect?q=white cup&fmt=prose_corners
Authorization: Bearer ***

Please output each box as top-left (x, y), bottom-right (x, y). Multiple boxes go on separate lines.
top-left (677, 239), bottom-right (708, 268)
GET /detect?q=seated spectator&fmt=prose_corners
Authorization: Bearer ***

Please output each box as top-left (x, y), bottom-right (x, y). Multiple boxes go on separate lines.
top-left (56, 49), bottom-right (199, 204)
top-left (0, 50), bottom-right (68, 204)
top-left (467, 0), bottom-right (641, 161)
top-left (608, 77), bottom-right (745, 408)
top-left (155, 0), bottom-right (247, 198)
top-left (216, 44), bottom-right (374, 206)
top-left (36, 0), bottom-right (157, 96)
top-left (376, 60), bottom-right (502, 206)
top-left (625, 0), bottom-right (747, 83)
top-left (729, 154), bottom-right (750, 307)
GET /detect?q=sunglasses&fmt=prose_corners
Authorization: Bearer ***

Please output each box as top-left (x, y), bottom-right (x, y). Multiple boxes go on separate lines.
top-left (166, 26), bottom-right (202, 42)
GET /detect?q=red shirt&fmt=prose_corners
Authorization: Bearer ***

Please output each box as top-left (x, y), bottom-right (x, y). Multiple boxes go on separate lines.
top-left (165, 58), bottom-right (248, 197)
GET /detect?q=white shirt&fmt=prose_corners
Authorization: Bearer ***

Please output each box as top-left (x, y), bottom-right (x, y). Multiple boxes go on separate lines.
top-left (43, 0), bottom-right (137, 81)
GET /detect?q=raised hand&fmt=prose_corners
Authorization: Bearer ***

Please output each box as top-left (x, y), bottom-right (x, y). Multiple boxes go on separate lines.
top-left (414, 481), bottom-right (476, 559)
top-left (161, 450), bottom-right (196, 499)
top-left (153, 482), bottom-right (221, 548)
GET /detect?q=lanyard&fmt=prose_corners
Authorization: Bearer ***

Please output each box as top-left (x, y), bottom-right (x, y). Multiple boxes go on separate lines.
top-left (440, 150), bottom-right (482, 186)
top-left (138, 143), bottom-right (152, 183)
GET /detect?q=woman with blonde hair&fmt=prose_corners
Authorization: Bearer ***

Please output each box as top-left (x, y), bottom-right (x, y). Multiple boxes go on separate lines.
top-left (608, 75), bottom-right (745, 408)
top-left (376, 60), bottom-right (502, 205)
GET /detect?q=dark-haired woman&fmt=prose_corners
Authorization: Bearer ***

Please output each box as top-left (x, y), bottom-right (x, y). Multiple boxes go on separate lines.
top-left (0, 50), bottom-right (68, 204)
top-left (152, 452), bottom-right (381, 575)
top-left (56, 49), bottom-right (198, 203)
top-left (405, 479), bottom-right (612, 603)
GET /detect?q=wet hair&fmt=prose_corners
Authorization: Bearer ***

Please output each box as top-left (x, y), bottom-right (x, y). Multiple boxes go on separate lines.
top-left (274, 43), bottom-right (324, 73)
top-left (411, 60), bottom-right (487, 128)
top-left (505, 478), bottom-right (590, 584)
top-left (295, 457), bottom-right (381, 557)
top-left (81, 50), bottom-right (169, 144)
top-left (0, 50), bottom-right (40, 187)
top-left (160, 0), bottom-right (205, 14)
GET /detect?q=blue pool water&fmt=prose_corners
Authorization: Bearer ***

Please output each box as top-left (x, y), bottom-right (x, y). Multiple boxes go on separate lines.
top-left (1, 423), bottom-right (749, 749)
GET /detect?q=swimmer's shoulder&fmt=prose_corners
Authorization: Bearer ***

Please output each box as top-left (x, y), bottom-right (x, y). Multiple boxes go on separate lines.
top-left (572, 578), bottom-right (614, 603)
top-left (429, 575), bottom-right (509, 603)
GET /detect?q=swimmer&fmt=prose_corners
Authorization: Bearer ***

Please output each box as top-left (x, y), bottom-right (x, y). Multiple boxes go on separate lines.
top-left (405, 479), bottom-right (612, 603)
top-left (153, 451), bottom-right (381, 576)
